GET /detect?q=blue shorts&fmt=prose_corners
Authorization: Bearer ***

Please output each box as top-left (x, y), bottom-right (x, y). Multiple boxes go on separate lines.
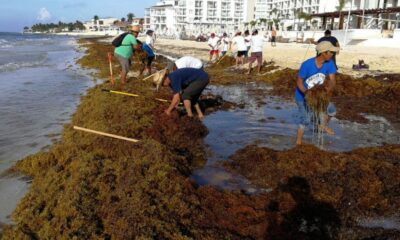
top-left (296, 101), bottom-right (336, 129)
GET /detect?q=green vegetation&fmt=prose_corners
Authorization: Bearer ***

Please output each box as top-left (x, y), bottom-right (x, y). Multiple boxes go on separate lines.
top-left (29, 21), bottom-right (86, 33)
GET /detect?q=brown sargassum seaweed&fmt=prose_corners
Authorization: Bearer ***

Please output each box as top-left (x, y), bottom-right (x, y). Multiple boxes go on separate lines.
top-left (1, 39), bottom-right (400, 239)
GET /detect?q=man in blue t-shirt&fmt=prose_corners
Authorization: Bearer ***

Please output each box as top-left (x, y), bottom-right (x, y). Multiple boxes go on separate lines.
top-left (314, 30), bottom-right (340, 70)
top-left (159, 68), bottom-right (209, 120)
top-left (295, 41), bottom-right (339, 145)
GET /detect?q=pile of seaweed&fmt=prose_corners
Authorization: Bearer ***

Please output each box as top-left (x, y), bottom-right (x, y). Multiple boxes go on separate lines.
top-left (226, 144), bottom-right (400, 239)
top-left (206, 58), bottom-right (281, 85)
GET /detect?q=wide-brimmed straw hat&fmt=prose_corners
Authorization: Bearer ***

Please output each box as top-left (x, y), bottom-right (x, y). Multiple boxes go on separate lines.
top-left (131, 25), bottom-right (141, 33)
top-left (316, 41), bottom-right (340, 54)
top-left (153, 69), bottom-right (168, 90)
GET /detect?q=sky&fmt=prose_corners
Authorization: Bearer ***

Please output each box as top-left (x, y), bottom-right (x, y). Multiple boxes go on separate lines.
top-left (0, 0), bottom-right (159, 32)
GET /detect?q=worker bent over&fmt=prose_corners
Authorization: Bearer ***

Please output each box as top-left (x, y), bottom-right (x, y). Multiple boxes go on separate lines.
top-left (158, 68), bottom-right (209, 121)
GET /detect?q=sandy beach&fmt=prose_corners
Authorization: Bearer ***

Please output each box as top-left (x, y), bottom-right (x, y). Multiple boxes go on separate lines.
top-left (152, 38), bottom-right (400, 77)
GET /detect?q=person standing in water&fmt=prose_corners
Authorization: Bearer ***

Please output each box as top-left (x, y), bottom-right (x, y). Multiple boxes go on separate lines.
top-left (295, 41), bottom-right (339, 145)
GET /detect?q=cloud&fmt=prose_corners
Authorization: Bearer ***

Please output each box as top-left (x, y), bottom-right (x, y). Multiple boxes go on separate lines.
top-left (37, 7), bottom-right (51, 21)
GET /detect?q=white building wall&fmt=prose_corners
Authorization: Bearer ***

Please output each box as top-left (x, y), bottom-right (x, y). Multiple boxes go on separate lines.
top-left (146, 0), bottom-right (254, 37)
top-left (252, 0), bottom-right (400, 31)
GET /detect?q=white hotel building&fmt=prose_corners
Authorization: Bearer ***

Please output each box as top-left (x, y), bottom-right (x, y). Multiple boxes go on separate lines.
top-left (144, 0), bottom-right (400, 36)
top-left (144, 0), bottom-right (256, 37)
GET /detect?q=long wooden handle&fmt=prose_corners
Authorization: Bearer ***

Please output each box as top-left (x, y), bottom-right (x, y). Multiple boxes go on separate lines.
top-left (73, 126), bottom-right (139, 143)
top-left (107, 52), bottom-right (115, 84)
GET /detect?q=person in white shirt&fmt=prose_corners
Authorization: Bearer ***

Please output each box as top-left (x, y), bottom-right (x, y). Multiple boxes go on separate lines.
top-left (167, 56), bottom-right (203, 72)
top-left (220, 32), bottom-right (230, 56)
top-left (247, 29), bottom-right (265, 74)
top-left (244, 30), bottom-right (251, 62)
top-left (207, 33), bottom-right (220, 62)
top-left (230, 31), bottom-right (247, 65)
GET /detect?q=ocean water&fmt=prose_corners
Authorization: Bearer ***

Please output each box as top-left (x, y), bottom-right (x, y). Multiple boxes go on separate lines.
top-left (0, 32), bottom-right (95, 223)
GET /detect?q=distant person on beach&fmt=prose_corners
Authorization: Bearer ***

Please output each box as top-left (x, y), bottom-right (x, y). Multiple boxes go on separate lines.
top-left (157, 68), bottom-right (209, 120)
top-left (247, 29), bottom-right (265, 74)
top-left (167, 56), bottom-right (203, 72)
top-left (208, 33), bottom-right (220, 62)
top-left (220, 33), bottom-right (230, 57)
top-left (244, 30), bottom-right (251, 62)
top-left (231, 31), bottom-right (247, 65)
top-left (314, 30), bottom-right (340, 69)
top-left (140, 30), bottom-right (156, 76)
top-left (295, 41), bottom-right (339, 145)
top-left (113, 25), bottom-right (141, 85)
top-left (271, 28), bottom-right (277, 47)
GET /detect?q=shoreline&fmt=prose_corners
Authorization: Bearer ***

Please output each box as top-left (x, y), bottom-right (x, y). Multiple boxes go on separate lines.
top-left (1, 37), bottom-right (399, 239)
top-left (0, 37), bottom-right (94, 226)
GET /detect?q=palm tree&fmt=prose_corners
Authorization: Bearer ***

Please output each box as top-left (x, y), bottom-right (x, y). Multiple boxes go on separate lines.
top-left (298, 11), bottom-right (312, 30)
top-left (273, 19), bottom-right (280, 30)
top-left (271, 8), bottom-right (278, 19)
top-left (337, 0), bottom-right (346, 29)
top-left (294, 8), bottom-right (302, 30)
top-left (250, 20), bottom-right (257, 30)
top-left (127, 13), bottom-right (135, 23)
top-left (93, 15), bottom-right (99, 31)
top-left (259, 18), bottom-right (267, 29)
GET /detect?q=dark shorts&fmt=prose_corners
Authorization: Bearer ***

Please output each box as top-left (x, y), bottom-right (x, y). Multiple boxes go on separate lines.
top-left (271, 36), bottom-right (276, 42)
top-left (237, 51), bottom-right (247, 57)
top-left (248, 52), bottom-right (263, 65)
top-left (245, 46), bottom-right (251, 57)
top-left (115, 53), bottom-right (131, 73)
top-left (143, 56), bottom-right (155, 67)
top-left (182, 79), bottom-right (210, 104)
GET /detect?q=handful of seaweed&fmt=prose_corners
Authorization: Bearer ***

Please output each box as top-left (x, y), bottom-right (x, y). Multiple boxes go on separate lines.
top-left (305, 84), bottom-right (330, 146)
top-left (305, 84), bottom-right (329, 113)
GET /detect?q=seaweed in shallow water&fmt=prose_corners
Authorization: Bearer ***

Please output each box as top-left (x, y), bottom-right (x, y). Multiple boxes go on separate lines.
top-left (305, 84), bottom-right (330, 146)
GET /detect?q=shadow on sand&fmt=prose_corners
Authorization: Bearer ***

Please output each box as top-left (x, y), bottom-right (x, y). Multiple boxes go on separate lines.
top-left (266, 176), bottom-right (341, 240)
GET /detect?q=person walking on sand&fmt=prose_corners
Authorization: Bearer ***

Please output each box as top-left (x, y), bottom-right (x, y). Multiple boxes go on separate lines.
top-left (113, 25), bottom-right (141, 85)
top-left (247, 29), bottom-right (265, 74)
top-left (157, 68), bottom-right (209, 121)
top-left (208, 33), bottom-right (220, 62)
top-left (231, 31), bottom-right (247, 65)
top-left (313, 30), bottom-right (340, 70)
top-left (244, 30), bottom-right (251, 63)
top-left (295, 41), bottom-right (339, 145)
top-left (220, 33), bottom-right (230, 57)
top-left (271, 28), bottom-right (277, 47)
